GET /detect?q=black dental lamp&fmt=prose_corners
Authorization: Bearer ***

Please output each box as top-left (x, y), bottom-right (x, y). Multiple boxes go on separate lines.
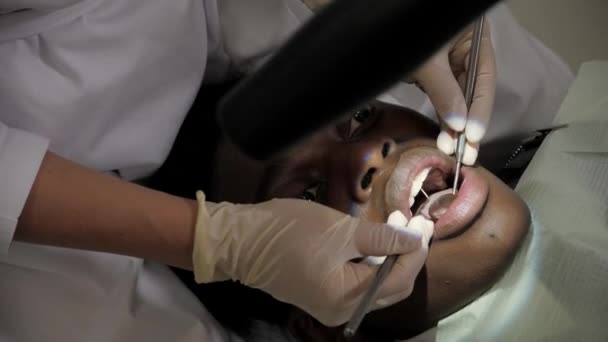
top-left (217, 0), bottom-right (501, 161)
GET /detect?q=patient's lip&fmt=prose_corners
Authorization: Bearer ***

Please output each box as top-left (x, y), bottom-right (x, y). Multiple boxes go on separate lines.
top-left (434, 167), bottom-right (488, 239)
top-left (384, 147), bottom-right (453, 219)
top-left (384, 147), bottom-right (489, 239)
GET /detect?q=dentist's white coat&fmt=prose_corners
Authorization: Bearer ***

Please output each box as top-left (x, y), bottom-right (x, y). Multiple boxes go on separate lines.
top-left (0, 1), bottom-right (573, 340)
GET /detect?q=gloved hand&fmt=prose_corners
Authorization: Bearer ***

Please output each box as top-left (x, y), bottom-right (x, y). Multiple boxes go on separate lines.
top-left (192, 191), bottom-right (433, 326)
top-left (363, 211), bottom-right (434, 306)
top-left (364, 211), bottom-right (433, 266)
top-left (411, 17), bottom-right (496, 165)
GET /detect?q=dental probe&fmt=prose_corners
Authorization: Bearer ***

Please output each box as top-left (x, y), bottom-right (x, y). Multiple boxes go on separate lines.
top-left (421, 189), bottom-right (430, 199)
top-left (344, 254), bottom-right (398, 338)
top-left (452, 15), bottom-right (485, 195)
top-left (344, 211), bottom-right (410, 337)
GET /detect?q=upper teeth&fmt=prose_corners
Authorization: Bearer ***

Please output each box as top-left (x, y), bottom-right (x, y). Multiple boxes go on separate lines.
top-left (409, 167), bottom-right (431, 208)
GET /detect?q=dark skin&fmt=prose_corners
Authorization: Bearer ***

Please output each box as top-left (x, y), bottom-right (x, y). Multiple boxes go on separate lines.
top-left (210, 101), bottom-right (530, 341)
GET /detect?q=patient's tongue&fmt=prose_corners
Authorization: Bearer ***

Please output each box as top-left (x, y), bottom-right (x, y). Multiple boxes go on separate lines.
top-left (423, 169), bottom-right (448, 192)
top-left (415, 189), bottom-right (456, 222)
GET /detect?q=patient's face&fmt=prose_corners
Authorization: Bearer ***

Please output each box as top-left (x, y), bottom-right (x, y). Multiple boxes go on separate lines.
top-left (212, 101), bottom-right (530, 340)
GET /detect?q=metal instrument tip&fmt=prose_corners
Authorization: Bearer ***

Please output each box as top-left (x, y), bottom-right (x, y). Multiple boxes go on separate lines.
top-left (421, 188), bottom-right (430, 199)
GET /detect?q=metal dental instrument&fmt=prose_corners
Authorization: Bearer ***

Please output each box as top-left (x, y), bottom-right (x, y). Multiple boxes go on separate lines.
top-left (421, 189), bottom-right (430, 199)
top-left (452, 16), bottom-right (485, 195)
top-left (344, 203), bottom-right (429, 338)
top-left (344, 253), bottom-right (398, 338)
top-left (344, 16), bottom-right (486, 339)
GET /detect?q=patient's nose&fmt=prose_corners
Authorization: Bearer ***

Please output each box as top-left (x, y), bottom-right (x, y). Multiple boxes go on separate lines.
top-left (344, 137), bottom-right (395, 202)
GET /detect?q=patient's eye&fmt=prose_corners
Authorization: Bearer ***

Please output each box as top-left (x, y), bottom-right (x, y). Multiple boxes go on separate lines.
top-left (300, 183), bottom-right (321, 202)
top-left (347, 104), bottom-right (377, 139)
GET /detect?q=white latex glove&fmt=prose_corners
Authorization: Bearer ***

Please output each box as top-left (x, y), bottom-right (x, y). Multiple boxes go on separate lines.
top-left (192, 191), bottom-right (433, 326)
top-left (412, 17), bottom-right (496, 165)
top-left (364, 211), bottom-right (434, 306)
top-left (365, 212), bottom-right (432, 262)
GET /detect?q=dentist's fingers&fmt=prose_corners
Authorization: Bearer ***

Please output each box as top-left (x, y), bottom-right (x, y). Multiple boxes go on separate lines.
top-left (437, 126), bottom-right (456, 156)
top-left (414, 53), bottom-right (468, 133)
top-left (421, 18), bottom-right (495, 164)
top-left (353, 218), bottom-right (422, 258)
top-left (463, 140), bottom-right (479, 166)
top-left (374, 216), bottom-right (434, 308)
top-left (386, 210), bottom-right (409, 228)
top-left (364, 211), bottom-right (409, 265)
top-left (436, 130), bottom-right (479, 165)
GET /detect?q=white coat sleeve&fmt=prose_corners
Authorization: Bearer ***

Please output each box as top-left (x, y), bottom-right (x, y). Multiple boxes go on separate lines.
top-left (0, 122), bottom-right (49, 253)
top-left (203, 0), bottom-right (315, 82)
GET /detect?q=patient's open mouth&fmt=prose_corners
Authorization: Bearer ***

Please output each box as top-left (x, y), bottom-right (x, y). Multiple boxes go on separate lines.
top-left (385, 147), bottom-right (489, 239)
top-left (409, 168), bottom-right (453, 215)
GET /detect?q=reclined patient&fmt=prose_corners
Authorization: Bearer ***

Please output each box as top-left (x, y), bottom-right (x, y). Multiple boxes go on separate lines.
top-left (187, 100), bottom-right (530, 341)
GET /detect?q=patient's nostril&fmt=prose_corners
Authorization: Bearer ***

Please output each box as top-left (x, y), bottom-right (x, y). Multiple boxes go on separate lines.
top-left (361, 168), bottom-right (376, 189)
top-left (381, 142), bottom-right (391, 159)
